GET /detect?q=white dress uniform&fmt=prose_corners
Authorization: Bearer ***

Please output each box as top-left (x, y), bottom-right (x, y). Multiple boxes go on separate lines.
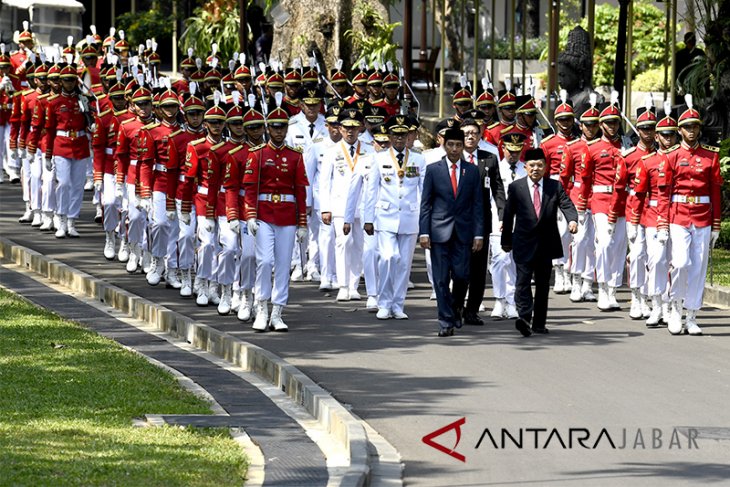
top-left (490, 157), bottom-right (527, 316)
top-left (354, 147), bottom-right (426, 316)
top-left (320, 140), bottom-right (375, 297)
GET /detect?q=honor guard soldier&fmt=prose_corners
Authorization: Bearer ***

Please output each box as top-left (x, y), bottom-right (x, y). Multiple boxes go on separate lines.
top-left (578, 96), bottom-right (627, 311)
top-left (18, 63), bottom-right (38, 223)
top-left (666, 95), bottom-right (723, 335)
top-left (282, 67), bottom-right (302, 116)
top-left (243, 96), bottom-right (309, 332)
top-left (166, 86), bottom-right (207, 297)
top-left (347, 67), bottom-right (368, 103)
top-left (0, 46), bottom-right (15, 182)
top-left (449, 82), bottom-right (473, 124)
top-left (366, 70), bottom-right (384, 105)
top-left (43, 63), bottom-right (92, 238)
top-left (475, 78), bottom-right (498, 127)
top-left (22, 61), bottom-right (49, 227)
top-left (329, 63), bottom-right (350, 101)
top-left (374, 71), bottom-right (401, 119)
top-left (486, 86), bottom-right (517, 152)
top-left (625, 101), bottom-right (675, 327)
top-left (180, 94), bottom-right (227, 307)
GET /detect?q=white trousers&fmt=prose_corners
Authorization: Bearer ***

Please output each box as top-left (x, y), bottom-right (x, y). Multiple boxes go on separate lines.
top-left (377, 231), bottom-right (417, 313)
top-left (0, 125), bottom-right (7, 171)
top-left (489, 233), bottom-right (516, 304)
top-left (255, 222), bottom-right (296, 305)
top-left (41, 156), bottom-right (56, 212)
top-left (148, 191), bottom-right (171, 259)
top-left (216, 216), bottom-right (240, 286)
top-left (627, 222), bottom-right (647, 290)
top-left (175, 200), bottom-right (196, 270)
top-left (594, 212), bottom-right (627, 287)
top-left (318, 218), bottom-right (337, 283)
top-left (306, 209), bottom-right (321, 273)
top-left (552, 211), bottom-right (571, 266)
top-left (55, 156), bottom-right (88, 218)
top-left (124, 182), bottom-right (147, 246)
top-left (21, 149), bottom-right (30, 202)
top-left (363, 232), bottom-right (378, 296)
top-left (334, 216), bottom-right (363, 290)
top-left (644, 226), bottom-right (670, 297)
top-left (196, 215), bottom-right (218, 281)
top-left (29, 151), bottom-right (42, 210)
top-left (236, 226), bottom-right (256, 291)
top-left (571, 210), bottom-right (596, 279)
top-left (669, 224), bottom-right (711, 310)
top-left (101, 173), bottom-right (119, 232)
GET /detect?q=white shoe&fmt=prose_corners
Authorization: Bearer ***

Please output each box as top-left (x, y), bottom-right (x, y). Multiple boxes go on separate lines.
top-left (629, 288), bottom-right (643, 319)
top-left (126, 244), bottom-right (140, 273)
top-left (491, 298), bottom-right (505, 319)
top-left (505, 302), bottom-right (518, 319)
top-left (581, 279), bottom-right (596, 302)
top-left (685, 309), bottom-right (702, 335)
top-left (146, 256), bottom-right (162, 286)
top-left (319, 279), bottom-right (333, 291)
top-left (117, 239), bottom-right (130, 262)
top-left (308, 269), bottom-right (321, 282)
top-left (366, 296), bottom-right (378, 311)
top-left (479, 303), bottom-right (486, 312)
top-left (103, 232), bottom-right (116, 260)
top-left (407, 280), bottom-right (415, 289)
top-left (6, 167), bottom-right (20, 183)
top-left (238, 291), bottom-right (253, 321)
top-left (208, 281), bottom-right (221, 305)
top-left (141, 251), bottom-right (152, 274)
top-left (667, 300), bottom-right (684, 335)
top-left (84, 178), bottom-right (94, 191)
top-left (94, 205), bottom-right (103, 223)
top-left (252, 301), bottom-right (269, 331)
top-left (290, 265), bottom-right (304, 281)
top-left (193, 275), bottom-right (204, 295)
top-left (430, 291), bottom-right (437, 300)
top-left (53, 214), bottom-right (61, 231)
top-left (645, 296), bottom-right (662, 327)
top-left (165, 268), bottom-right (182, 289)
top-left (640, 295), bottom-right (652, 318)
top-left (608, 286), bottom-right (620, 309)
top-left (31, 211), bottom-right (42, 227)
top-left (66, 218), bottom-right (80, 238)
top-left (336, 288), bottom-right (350, 301)
top-left (562, 267), bottom-right (572, 292)
top-left (54, 216), bottom-right (67, 238)
top-left (269, 304), bottom-right (288, 331)
top-left (349, 289), bottom-right (361, 300)
top-left (196, 280), bottom-right (209, 306)
top-left (569, 275), bottom-right (582, 302)
top-left (230, 290), bottom-right (241, 311)
top-left (661, 301), bottom-right (671, 323)
top-left (393, 310), bottom-right (409, 319)
top-left (553, 265), bottom-right (564, 293)
top-left (597, 283), bottom-right (611, 311)
top-left (180, 269), bottom-right (193, 297)
top-left (217, 285), bottom-right (232, 315)
top-left (376, 308), bottom-right (391, 320)
top-left (39, 212), bottom-right (54, 231)
top-left (19, 203), bottom-right (33, 223)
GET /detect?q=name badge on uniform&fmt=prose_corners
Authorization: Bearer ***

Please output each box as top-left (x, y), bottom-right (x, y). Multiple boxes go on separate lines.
top-left (484, 176), bottom-right (490, 188)
top-left (313, 137), bottom-right (323, 143)
top-left (265, 158), bottom-right (275, 166)
top-left (296, 135), bottom-right (304, 138)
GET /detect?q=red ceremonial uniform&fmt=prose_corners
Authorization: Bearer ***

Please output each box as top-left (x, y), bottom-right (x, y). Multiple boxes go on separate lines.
top-left (282, 97), bottom-right (301, 117)
top-left (578, 136), bottom-right (623, 214)
top-left (136, 120), bottom-right (179, 198)
top-left (667, 141), bottom-right (723, 231)
top-left (180, 135), bottom-right (220, 217)
top-left (242, 142), bottom-right (308, 227)
top-left (27, 92), bottom-right (51, 155)
top-left (621, 145), bottom-right (653, 216)
top-left (8, 90), bottom-right (26, 151)
top-left (19, 88), bottom-right (39, 150)
top-left (166, 126), bottom-right (205, 211)
top-left (561, 137), bottom-right (592, 205)
top-left (0, 88), bottom-right (13, 125)
top-left (171, 79), bottom-right (189, 95)
top-left (625, 149), bottom-right (673, 230)
top-left (540, 132), bottom-right (575, 178)
top-left (374, 98), bottom-right (400, 119)
top-left (114, 116), bottom-right (149, 186)
top-left (91, 107), bottom-right (115, 183)
top-left (207, 138), bottom-right (240, 218)
top-left (223, 142), bottom-right (254, 221)
top-left (43, 91), bottom-right (91, 160)
top-left (486, 120), bottom-right (512, 148)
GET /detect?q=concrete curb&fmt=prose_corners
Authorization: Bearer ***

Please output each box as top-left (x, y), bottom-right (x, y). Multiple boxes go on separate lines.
top-left (703, 284), bottom-right (730, 309)
top-left (0, 237), bottom-right (374, 487)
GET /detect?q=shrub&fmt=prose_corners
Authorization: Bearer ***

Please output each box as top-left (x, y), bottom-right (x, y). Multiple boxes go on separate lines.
top-left (632, 67), bottom-right (666, 92)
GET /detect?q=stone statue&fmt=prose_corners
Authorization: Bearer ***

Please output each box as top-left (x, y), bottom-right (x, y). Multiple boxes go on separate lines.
top-left (558, 26), bottom-right (599, 111)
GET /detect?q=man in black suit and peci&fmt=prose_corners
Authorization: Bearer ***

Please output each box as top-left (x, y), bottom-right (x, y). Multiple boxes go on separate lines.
top-left (419, 128), bottom-right (484, 337)
top-left (501, 148), bottom-right (578, 336)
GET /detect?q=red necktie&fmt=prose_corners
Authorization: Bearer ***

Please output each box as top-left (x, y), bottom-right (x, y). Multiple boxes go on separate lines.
top-left (451, 163), bottom-right (458, 196)
top-left (533, 183), bottom-right (541, 217)
top-left (469, 153), bottom-right (474, 164)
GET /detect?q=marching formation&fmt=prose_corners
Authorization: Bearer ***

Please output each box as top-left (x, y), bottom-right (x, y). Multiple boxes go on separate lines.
top-left (0, 22), bottom-right (723, 337)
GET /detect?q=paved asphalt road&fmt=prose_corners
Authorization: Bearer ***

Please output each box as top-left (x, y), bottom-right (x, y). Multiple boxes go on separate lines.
top-left (1, 183), bottom-right (729, 486)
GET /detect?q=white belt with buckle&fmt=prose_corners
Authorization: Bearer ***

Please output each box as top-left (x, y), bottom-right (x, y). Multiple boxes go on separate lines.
top-left (648, 200), bottom-right (658, 207)
top-left (573, 181), bottom-right (582, 188)
top-left (629, 189), bottom-right (637, 196)
top-left (129, 159), bottom-right (137, 166)
top-left (104, 148), bottom-right (113, 155)
top-left (56, 129), bottom-right (87, 138)
top-left (671, 194), bottom-right (709, 204)
top-left (179, 174), bottom-right (186, 182)
top-left (197, 185), bottom-right (208, 195)
top-left (592, 184), bottom-right (613, 193)
top-left (153, 163), bottom-right (167, 172)
top-left (258, 193), bottom-right (295, 203)
top-left (550, 174), bottom-right (560, 180)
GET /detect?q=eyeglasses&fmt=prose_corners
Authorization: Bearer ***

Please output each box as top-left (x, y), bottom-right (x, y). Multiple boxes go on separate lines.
top-left (462, 131), bottom-right (480, 137)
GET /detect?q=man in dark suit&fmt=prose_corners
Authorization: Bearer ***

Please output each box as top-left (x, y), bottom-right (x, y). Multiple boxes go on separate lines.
top-left (501, 148), bottom-right (578, 336)
top-left (419, 128), bottom-right (484, 337)
top-left (452, 118), bottom-right (505, 326)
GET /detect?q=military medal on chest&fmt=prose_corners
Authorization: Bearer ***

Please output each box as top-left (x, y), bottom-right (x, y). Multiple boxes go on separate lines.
top-left (390, 147), bottom-right (409, 180)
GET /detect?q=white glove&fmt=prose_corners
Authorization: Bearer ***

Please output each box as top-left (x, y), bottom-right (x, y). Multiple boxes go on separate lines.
top-left (137, 197), bottom-right (151, 213)
top-left (607, 222), bottom-right (615, 236)
top-left (657, 229), bottom-right (669, 245)
top-left (93, 181), bottom-right (103, 192)
top-left (203, 218), bottom-right (215, 233)
top-left (115, 183), bottom-right (124, 201)
top-left (247, 218), bottom-right (259, 236)
top-left (89, 123), bottom-right (97, 134)
top-left (180, 212), bottom-right (191, 225)
top-left (627, 224), bottom-right (638, 243)
top-left (578, 211), bottom-right (586, 225)
top-left (44, 155), bottom-right (53, 172)
top-left (166, 210), bottom-right (177, 221)
top-left (9, 148), bottom-right (18, 163)
top-left (228, 219), bottom-right (240, 233)
top-left (557, 211), bottom-right (564, 223)
top-left (296, 226), bottom-right (308, 242)
top-left (710, 230), bottom-right (720, 249)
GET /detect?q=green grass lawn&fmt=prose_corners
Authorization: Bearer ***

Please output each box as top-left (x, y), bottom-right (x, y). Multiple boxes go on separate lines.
top-left (707, 248), bottom-right (730, 287)
top-left (0, 288), bottom-right (247, 486)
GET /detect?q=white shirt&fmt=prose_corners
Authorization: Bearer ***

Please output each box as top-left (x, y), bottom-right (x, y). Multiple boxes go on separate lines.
top-left (530, 178), bottom-right (543, 202)
top-left (446, 158), bottom-right (461, 185)
top-left (286, 112), bottom-right (327, 152)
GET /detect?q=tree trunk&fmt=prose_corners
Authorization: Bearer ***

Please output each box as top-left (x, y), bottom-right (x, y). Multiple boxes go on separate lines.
top-left (270, 0), bottom-right (389, 74)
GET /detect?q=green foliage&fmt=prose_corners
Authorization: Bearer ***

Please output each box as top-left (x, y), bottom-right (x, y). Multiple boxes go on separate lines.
top-left (116, 8), bottom-right (174, 47)
top-left (632, 67), bottom-right (666, 92)
top-left (715, 222), bottom-right (730, 252)
top-left (345, 0), bottom-right (401, 69)
top-left (179, 0), bottom-right (242, 62)
top-left (478, 37), bottom-right (547, 60)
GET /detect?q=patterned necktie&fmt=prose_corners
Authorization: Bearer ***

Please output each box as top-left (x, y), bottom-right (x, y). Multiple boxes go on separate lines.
top-left (309, 123), bottom-right (315, 138)
top-left (451, 163), bottom-right (458, 196)
top-left (533, 182), bottom-right (541, 217)
top-left (469, 153), bottom-right (474, 164)
top-left (350, 144), bottom-right (355, 158)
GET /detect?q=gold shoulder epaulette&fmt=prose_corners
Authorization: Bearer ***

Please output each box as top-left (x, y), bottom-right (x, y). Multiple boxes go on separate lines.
top-left (665, 144), bottom-right (680, 152)
top-left (169, 128), bottom-right (183, 138)
top-left (21, 88), bottom-right (33, 95)
top-left (587, 138), bottom-right (600, 145)
top-left (142, 121), bottom-right (160, 130)
top-left (189, 137), bottom-right (206, 146)
top-left (211, 141), bottom-right (227, 151)
top-left (566, 138), bottom-right (581, 146)
top-left (487, 121), bottom-right (500, 129)
top-left (287, 144), bottom-right (303, 153)
top-left (499, 124), bottom-right (516, 135)
top-left (641, 151), bottom-right (656, 160)
top-left (48, 93), bottom-right (59, 101)
top-left (624, 147), bottom-right (637, 155)
top-left (38, 92), bottom-right (51, 100)
top-left (229, 145), bottom-right (246, 155)
top-left (121, 118), bottom-right (136, 125)
top-left (701, 144), bottom-right (719, 152)
top-left (541, 134), bottom-right (555, 144)
top-left (98, 108), bottom-right (112, 117)
top-left (249, 143), bottom-right (265, 151)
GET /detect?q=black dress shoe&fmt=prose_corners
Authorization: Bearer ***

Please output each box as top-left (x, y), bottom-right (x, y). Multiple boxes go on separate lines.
top-left (452, 306), bottom-right (464, 328)
top-left (463, 310), bottom-right (484, 326)
top-left (532, 327), bottom-right (549, 334)
top-left (515, 318), bottom-right (532, 337)
top-left (438, 327), bottom-right (454, 337)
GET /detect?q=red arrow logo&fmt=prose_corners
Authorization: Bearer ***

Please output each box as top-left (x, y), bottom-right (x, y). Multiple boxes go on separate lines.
top-left (422, 417), bottom-right (467, 462)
